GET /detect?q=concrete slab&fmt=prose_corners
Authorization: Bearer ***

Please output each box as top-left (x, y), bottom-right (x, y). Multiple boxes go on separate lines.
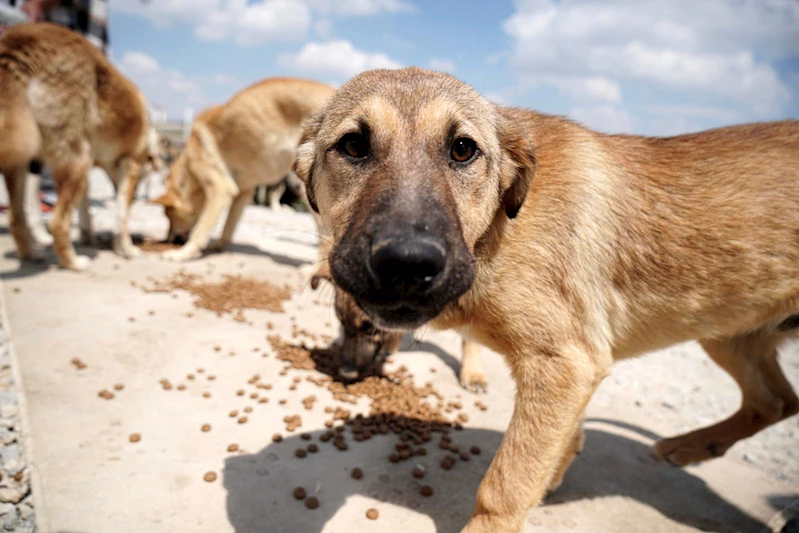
top-left (0, 176), bottom-right (796, 533)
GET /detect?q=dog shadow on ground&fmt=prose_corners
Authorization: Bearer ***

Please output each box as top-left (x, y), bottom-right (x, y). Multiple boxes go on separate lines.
top-left (224, 418), bottom-right (768, 533)
top-left (208, 242), bottom-right (311, 270)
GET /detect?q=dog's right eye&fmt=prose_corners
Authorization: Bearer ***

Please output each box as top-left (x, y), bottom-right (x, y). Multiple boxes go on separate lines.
top-left (337, 133), bottom-right (370, 160)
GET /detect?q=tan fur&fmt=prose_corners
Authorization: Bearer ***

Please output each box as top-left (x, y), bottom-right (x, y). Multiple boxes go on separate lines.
top-left (155, 78), bottom-right (334, 262)
top-left (295, 67), bottom-right (799, 532)
top-left (0, 23), bottom-right (160, 270)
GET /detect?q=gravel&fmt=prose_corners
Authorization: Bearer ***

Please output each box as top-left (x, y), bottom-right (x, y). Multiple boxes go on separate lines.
top-left (0, 298), bottom-right (35, 532)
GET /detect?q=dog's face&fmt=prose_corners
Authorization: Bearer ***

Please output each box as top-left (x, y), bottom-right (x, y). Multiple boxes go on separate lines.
top-left (311, 271), bottom-right (403, 379)
top-left (296, 68), bottom-right (534, 330)
top-left (153, 155), bottom-right (203, 244)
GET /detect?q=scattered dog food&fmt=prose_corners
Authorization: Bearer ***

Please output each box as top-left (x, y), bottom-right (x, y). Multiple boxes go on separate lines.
top-left (284, 415), bottom-right (302, 432)
top-left (295, 448), bottom-right (308, 458)
top-left (272, 434), bottom-right (283, 443)
top-left (229, 410), bottom-right (239, 418)
top-left (470, 446), bottom-right (481, 455)
top-left (307, 444), bottom-right (319, 453)
top-left (243, 407), bottom-right (253, 414)
top-left (203, 392), bottom-right (211, 398)
top-left (142, 272), bottom-right (292, 321)
top-left (227, 444), bottom-right (239, 452)
top-left (351, 467), bottom-right (363, 480)
top-left (113, 384), bottom-right (125, 391)
top-left (238, 416), bottom-right (248, 424)
top-left (203, 472), bottom-right (217, 483)
top-left (201, 424), bottom-right (211, 432)
top-left (420, 486), bottom-right (434, 497)
top-left (412, 466), bottom-right (426, 479)
top-left (293, 487), bottom-right (306, 500)
top-left (98, 390), bottom-right (114, 400)
top-left (70, 358), bottom-right (87, 370)
top-left (305, 497), bottom-right (320, 509)
top-left (129, 433), bottom-right (141, 443)
top-left (366, 508), bottom-right (379, 520)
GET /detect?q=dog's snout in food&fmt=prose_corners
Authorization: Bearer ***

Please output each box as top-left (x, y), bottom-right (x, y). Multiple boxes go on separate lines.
top-left (368, 233), bottom-right (447, 295)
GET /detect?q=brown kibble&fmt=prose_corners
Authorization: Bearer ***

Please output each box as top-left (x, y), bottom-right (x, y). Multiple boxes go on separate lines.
top-left (412, 466), bottom-right (425, 479)
top-left (272, 433), bottom-right (283, 442)
top-left (202, 392), bottom-right (211, 398)
top-left (214, 345), bottom-right (222, 352)
top-left (420, 485), bottom-right (434, 497)
top-left (177, 384), bottom-right (186, 391)
top-left (201, 424), bottom-right (211, 432)
top-left (279, 399), bottom-right (287, 405)
top-left (197, 368), bottom-right (205, 373)
top-left (229, 410), bottom-right (239, 418)
top-left (259, 397), bottom-right (269, 404)
top-left (295, 448), bottom-right (307, 458)
top-left (300, 433), bottom-right (311, 441)
top-left (470, 446), bottom-right (481, 455)
top-left (459, 451), bottom-right (470, 461)
top-left (128, 317), bottom-right (136, 322)
top-left (457, 413), bottom-right (469, 423)
top-left (12, 287), bottom-right (20, 293)
top-left (351, 467), bottom-right (363, 480)
top-left (236, 389), bottom-right (245, 396)
top-left (388, 453), bottom-right (399, 463)
top-left (187, 374), bottom-right (196, 381)
top-left (238, 416), bottom-right (248, 424)
top-left (98, 389), bottom-right (114, 400)
top-left (186, 312), bottom-right (194, 318)
top-left (250, 392), bottom-right (258, 399)
top-left (267, 322), bottom-right (274, 330)
top-left (204, 471), bottom-right (217, 483)
top-left (289, 384), bottom-right (297, 391)
top-left (129, 433), bottom-right (141, 443)
top-left (366, 508), bottom-right (379, 520)
top-left (293, 487), bottom-right (306, 500)
top-left (208, 375), bottom-right (216, 381)
top-left (227, 443), bottom-right (239, 452)
top-left (305, 496), bottom-right (319, 509)
top-left (307, 444), bottom-right (319, 453)
top-left (113, 384), bottom-right (124, 391)
top-left (148, 310), bottom-right (155, 316)
top-left (70, 358), bottom-right (88, 370)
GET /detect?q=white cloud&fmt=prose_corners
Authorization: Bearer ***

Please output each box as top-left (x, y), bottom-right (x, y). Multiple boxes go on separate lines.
top-left (278, 40), bottom-right (402, 82)
top-left (569, 105), bottom-right (634, 134)
top-left (313, 19), bottom-right (333, 38)
top-left (428, 58), bottom-right (456, 74)
top-left (504, 0), bottom-right (798, 117)
top-left (117, 51), bottom-right (208, 119)
top-left (305, 0), bottom-right (415, 16)
top-left (211, 73), bottom-right (237, 86)
top-left (116, 0), bottom-right (414, 46)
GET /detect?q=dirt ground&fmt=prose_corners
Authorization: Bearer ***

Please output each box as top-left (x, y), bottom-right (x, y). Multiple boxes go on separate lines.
top-left (0, 172), bottom-right (797, 533)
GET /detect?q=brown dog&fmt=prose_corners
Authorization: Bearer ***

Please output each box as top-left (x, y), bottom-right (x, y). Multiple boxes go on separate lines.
top-left (154, 78), bottom-right (333, 262)
top-left (295, 67), bottom-right (799, 532)
top-left (0, 23), bottom-right (160, 270)
top-left (311, 266), bottom-right (488, 390)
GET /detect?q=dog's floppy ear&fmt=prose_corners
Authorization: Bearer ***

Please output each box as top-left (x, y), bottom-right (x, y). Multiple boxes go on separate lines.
top-left (497, 107), bottom-right (536, 219)
top-left (294, 112), bottom-right (325, 213)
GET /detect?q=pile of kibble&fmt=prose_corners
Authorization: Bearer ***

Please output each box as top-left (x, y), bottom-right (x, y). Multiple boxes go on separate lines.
top-left (90, 272), bottom-right (490, 522)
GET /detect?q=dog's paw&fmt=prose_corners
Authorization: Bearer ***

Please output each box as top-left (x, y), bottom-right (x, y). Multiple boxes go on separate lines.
top-left (65, 254), bottom-right (92, 272)
top-left (114, 240), bottom-right (143, 259)
top-left (459, 368), bottom-right (488, 394)
top-left (161, 247), bottom-right (200, 262)
top-left (652, 435), bottom-right (727, 466)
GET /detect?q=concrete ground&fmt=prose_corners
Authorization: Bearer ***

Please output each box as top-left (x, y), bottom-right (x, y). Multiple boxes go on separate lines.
top-left (0, 172), bottom-right (797, 533)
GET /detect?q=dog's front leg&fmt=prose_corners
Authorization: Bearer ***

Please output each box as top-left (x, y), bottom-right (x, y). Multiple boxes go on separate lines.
top-left (463, 348), bottom-right (608, 533)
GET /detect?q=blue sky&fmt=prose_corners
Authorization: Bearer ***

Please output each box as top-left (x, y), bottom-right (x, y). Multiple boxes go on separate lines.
top-left (111, 0), bottom-right (799, 135)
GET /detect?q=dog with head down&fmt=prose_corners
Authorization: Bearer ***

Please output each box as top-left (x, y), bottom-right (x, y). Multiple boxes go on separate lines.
top-left (295, 67), bottom-right (799, 532)
top-left (310, 261), bottom-right (487, 391)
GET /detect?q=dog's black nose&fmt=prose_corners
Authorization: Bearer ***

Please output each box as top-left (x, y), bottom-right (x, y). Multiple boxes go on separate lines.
top-left (369, 236), bottom-right (446, 294)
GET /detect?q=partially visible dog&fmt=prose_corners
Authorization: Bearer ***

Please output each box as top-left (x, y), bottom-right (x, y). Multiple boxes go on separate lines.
top-left (154, 78), bottom-right (334, 262)
top-left (0, 23), bottom-right (161, 270)
top-left (295, 67), bottom-right (799, 532)
top-left (310, 264), bottom-right (487, 391)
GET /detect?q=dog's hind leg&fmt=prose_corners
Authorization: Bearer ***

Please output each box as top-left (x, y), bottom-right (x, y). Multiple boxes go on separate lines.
top-left (112, 158), bottom-right (143, 258)
top-left (209, 187), bottom-right (252, 252)
top-left (49, 150), bottom-right (92, 271)
top-left (654, 333), bottom-right (799, 466)
top-left (3, 166), bottom-right (43, 260)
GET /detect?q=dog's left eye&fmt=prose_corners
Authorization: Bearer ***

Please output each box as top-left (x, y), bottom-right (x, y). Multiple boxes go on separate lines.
top-left (450, 138), bottom-right (478, 164)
